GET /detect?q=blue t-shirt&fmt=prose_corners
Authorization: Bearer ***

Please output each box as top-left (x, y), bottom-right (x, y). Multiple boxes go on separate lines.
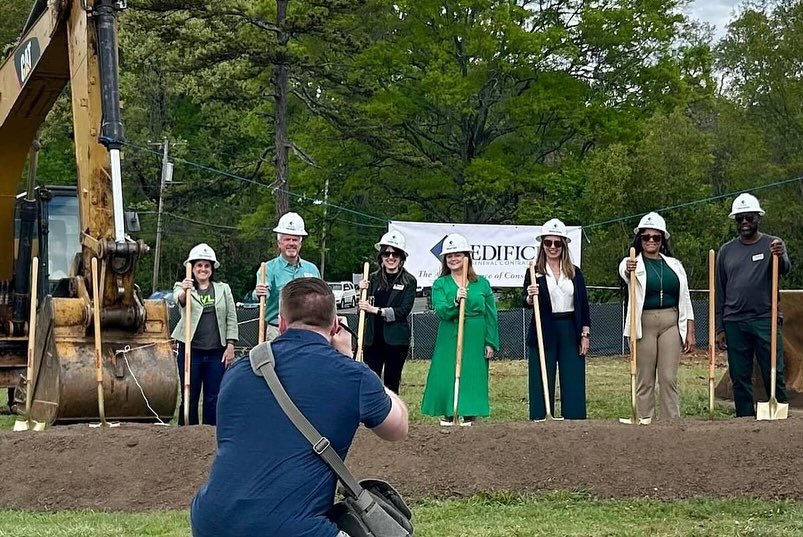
top-left (191, 329), bottom-right (391, 537)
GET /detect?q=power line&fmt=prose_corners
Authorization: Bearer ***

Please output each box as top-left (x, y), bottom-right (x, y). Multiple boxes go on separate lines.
top-left (584, 175), bottom-right (803, 230)
top-left (123, 141), bottom-right (390, 224)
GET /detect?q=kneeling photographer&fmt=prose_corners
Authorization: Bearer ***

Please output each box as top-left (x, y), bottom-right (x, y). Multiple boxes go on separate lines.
top-left (191, 277), bottom-right (409, 537)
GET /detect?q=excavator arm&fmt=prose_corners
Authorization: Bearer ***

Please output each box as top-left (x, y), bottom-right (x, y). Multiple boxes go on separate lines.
top-left (0, 0), bottom-right (177, 424)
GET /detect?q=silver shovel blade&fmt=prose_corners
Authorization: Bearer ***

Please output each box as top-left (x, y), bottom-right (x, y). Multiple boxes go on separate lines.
top-left (12, 420), bottom-right (29, 432)
top-left (757, 400), bottom-right (789, 421)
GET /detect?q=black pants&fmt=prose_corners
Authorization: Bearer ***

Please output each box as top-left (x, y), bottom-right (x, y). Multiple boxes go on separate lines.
top-left (724, 319), bottom-right (787, 417)
top-left (528, 317), bottom-right (586, 420)
top-left (177, 343), bottom-right (226, 426)
top-left (364, 342), bottom-right (409, 394)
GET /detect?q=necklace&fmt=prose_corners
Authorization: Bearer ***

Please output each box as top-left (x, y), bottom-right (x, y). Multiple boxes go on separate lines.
top-left (647, 257), bottom-right (665, 307)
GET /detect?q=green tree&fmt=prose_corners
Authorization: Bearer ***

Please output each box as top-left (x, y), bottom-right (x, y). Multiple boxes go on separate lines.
top-left (297, 0), bottom-right (708, 226)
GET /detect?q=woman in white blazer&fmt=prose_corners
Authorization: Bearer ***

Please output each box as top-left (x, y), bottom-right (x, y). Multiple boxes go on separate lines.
top-left (619, 212), bottom-right (695, 420)
top-left (172, 243), bottom-right (238, 426)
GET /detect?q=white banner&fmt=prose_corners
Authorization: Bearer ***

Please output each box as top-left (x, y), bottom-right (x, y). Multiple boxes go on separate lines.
top-left (389, 221), bottom-right (582, 288)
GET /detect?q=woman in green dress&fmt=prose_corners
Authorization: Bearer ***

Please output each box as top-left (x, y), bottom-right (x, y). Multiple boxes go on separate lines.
top-left (421, 233), bottom-right (500, 426)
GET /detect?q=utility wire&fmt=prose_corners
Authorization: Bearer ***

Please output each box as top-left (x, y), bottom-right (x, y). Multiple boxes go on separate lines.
top-left (138, 211), bottom-right (239, 230)
top-left (124, 141), bottom-right (801, 234)
top-left (584, 175), bottom-right (803, 229)
top-left (124, 141), bottom-right (391, 224)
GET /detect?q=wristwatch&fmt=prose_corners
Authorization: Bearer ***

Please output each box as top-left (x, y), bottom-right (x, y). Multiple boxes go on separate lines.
top-left (581, 332), bottom-right (590, 338)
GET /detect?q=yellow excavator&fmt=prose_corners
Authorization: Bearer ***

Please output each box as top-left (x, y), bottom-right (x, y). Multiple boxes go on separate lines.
top-left (0, 0), bottom-right (177, 424)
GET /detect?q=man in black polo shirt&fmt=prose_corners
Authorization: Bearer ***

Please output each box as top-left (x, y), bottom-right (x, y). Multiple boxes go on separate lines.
top-left (715, 193), bottom-right (790, 417)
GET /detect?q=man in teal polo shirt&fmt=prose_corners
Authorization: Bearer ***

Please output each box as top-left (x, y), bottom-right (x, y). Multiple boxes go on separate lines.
top-left (254, 212), bottom-right (320, 340)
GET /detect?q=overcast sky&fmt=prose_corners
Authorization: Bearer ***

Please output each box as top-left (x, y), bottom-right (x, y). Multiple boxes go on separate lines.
top-left (685, 0), bottom-right (743, 40)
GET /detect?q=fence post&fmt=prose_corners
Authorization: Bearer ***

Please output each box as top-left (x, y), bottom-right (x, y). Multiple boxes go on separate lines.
top-left (410, 312), bottom-right (416, 360)
top-left (521, 308), bottom-right (526, 360)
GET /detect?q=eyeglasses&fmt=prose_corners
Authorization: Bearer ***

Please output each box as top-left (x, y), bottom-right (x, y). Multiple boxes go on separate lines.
top-left (381, 250), bottom-right (400, 258)
top-left (641, 234), bottom-right (662, 243)
top-left (734, 214), bottom-right (757, 223)
top-left (542, 239), bottom-right (563, 249)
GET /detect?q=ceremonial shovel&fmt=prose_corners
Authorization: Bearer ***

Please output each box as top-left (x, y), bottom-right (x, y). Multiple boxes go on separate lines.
top-left (708, 250), bottom-right (716, 420)
top-left (529, 263), bottom-right (563, 422)
top-left (757, 254), bottom-right (788, 421)
top-left (355, 262), bottom-right (370, 362)
top-left (13, 258), bottom-right (46, 432)
top-left (183, 262), bottom-right (192, 426)
top-left (450, 257), bottom-right (469, 427)
top-left (89, 257), bottom-right (119, 428)
top-left (619, 248), bottom-right (651, 425)
top-left (258, 262), bottom-right (267, 344)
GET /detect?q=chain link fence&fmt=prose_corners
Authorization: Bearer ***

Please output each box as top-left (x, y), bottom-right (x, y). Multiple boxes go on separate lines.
top-left (167, 287), bottom-right (713, 359)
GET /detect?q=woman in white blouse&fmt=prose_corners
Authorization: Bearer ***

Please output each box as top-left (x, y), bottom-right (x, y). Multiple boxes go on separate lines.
top-left (522, 219), bottom-right (591, 420)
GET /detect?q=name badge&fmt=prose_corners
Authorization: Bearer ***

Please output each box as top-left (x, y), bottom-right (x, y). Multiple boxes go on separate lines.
top-left (393, 283), bottom-right (405, 291)
top-left (303, 272), bottom-right (314, 277)
top-left (752, 253), bottom-right (764, 262)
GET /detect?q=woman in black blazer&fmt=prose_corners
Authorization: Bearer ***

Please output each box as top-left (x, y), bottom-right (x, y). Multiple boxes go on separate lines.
top-left (522, 219), bottom-right (591, 420)
top-left (358, 230), bottom-right (418, 393)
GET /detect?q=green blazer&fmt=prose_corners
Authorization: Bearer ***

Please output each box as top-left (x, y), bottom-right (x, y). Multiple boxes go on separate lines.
top-left (363, 269), bottom-right (417, 347)
top-left (171, 281), bottom-right (238, 347)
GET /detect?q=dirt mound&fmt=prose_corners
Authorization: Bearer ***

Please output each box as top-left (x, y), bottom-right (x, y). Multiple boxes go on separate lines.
top-left (1, 418), bottom-right (801, 512)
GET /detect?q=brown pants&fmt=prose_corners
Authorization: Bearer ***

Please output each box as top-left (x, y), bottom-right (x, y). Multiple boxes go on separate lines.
top-left (636, 308), bottom-right (682, 420)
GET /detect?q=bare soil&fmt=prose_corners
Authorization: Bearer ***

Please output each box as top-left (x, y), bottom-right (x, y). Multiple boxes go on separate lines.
top-left (1, 417), bottom-right (801, 512)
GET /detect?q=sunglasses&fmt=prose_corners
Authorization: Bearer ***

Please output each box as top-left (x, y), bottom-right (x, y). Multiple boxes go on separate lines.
top-left (542, 239), bottom-right (563, 249)
top-left (641, 234), bottom-right (662, 243)
top-left (381, 250), bottom-right (401, 258)
top-left (734, 214), bottom-right (757, 224)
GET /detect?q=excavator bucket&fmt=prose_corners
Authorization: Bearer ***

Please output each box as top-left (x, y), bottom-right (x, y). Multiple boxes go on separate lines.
top-left (18, 296), bottom-right (178, 425)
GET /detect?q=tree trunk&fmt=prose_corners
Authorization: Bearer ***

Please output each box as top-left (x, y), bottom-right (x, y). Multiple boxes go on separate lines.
top-left (274, 0), bottom-right (290, 216)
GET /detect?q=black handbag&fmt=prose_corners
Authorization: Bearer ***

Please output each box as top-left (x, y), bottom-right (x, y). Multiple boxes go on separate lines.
top-left (250, 343), bottom-right (414, 537)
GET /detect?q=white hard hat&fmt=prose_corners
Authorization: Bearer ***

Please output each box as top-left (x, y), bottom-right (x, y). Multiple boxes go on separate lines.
top-left (185, 243), bottom-right (220, 268)
top-left (375, 230), bottom-right (407, 255)
top-left (633, 212), bottom-right (670, 238)
top-left (729, 193), bottom-right (765, 218)
top-left (536, 218), bottom-right (571, 243)
top-left (440, 233), bottom-right (471, 257)
top-left (273, 212), bottom-right (308, 236)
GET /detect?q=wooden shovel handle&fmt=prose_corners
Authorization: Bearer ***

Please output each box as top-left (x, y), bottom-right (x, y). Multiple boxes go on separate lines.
top-left (91, 257), bottom-right (107, 424)
top-left (25, 257), bottom-right (39, 418)
top-left (258, 263), bottom-right (267, 343)
top-left (628, 247), bottom-right (637, 375)
top-left (356, 262), bottom-right (370, 361)
top-left (708, 250), bottom-right (716, 381)
top-left (530, 262), bottom-right (553, 417)
top-left (183, 262), bottom-right (192, 426)
top-left (452, 257), bottom-right (469, 420)
top-left (770, 254), bottom-right (779, 380)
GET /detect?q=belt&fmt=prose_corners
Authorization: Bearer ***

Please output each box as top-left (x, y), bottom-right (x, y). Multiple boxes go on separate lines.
top-left (552, 312), bottom-right (574, 320)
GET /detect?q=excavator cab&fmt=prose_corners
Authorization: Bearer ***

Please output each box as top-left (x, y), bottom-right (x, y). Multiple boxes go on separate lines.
top-left (0, 1), bottom-right (178, 425)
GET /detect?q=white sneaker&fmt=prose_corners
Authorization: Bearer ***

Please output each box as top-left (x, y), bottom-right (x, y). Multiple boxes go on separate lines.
top-left (439, 418), bottom-right (454, 427)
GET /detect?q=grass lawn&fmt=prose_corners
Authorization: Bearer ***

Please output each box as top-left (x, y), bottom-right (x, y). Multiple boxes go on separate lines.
top-left (1, 493), bottom-right (801, 536)
top-left (399, 356), bottom-right (734, 423)
top-left (3, 357), bottom-right (792, 537)
top-left (0, 356), bottom-right (732, 429)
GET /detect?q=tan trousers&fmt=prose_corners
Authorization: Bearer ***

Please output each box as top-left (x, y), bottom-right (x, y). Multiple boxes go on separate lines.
top-left (636, 308), bottom-right (682, 420)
